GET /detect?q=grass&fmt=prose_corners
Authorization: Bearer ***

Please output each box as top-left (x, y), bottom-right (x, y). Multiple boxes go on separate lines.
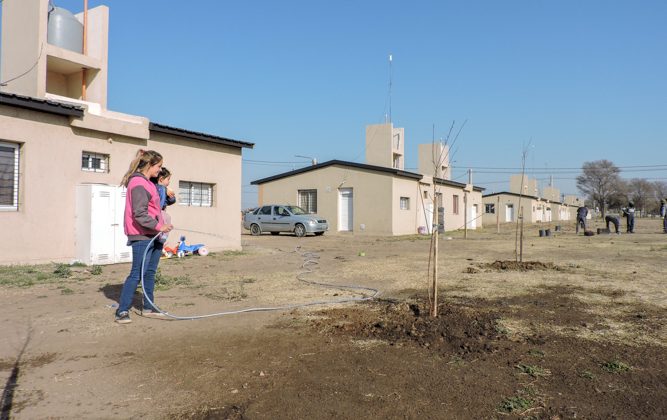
top-left (601, 360), bottom-right (631, 374)
top-left (59, 287), bottom-right (74, 295)
top-left (0, 264), bottom-right (76, 287)
top-left (516, 363), bottom-right (550, 378)
top-left (528, 349), bottom-right (545, 357)
top-left (580, 370), bottom-right (595, 379)
top-left (90, 265), bottom-right (103, 275)
top-left (53, 264), bottom-right (72, 278)
top-left (498, 396), bottom-right (533, 413)
top-left (154, 269), bottom-right (192, 291)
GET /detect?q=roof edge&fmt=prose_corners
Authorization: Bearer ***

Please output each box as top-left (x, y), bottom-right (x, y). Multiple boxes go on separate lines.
top-left (251, 159), bottom-right (423, 185)
top-left (149, 122), bottom-right (254, 149)
top-left (0, 91), bottom-right (84, 117)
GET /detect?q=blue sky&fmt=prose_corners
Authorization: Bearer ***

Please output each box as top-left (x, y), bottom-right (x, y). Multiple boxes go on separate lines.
top-left (3, 1), bottom-right (666, 208)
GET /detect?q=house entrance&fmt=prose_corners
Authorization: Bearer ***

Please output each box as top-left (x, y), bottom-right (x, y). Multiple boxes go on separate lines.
top-left (338, 188), bottom-right (353, 231)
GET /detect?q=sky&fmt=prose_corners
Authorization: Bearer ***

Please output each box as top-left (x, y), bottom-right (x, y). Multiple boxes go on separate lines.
top-left (2, 0), bottom-right (666, 208)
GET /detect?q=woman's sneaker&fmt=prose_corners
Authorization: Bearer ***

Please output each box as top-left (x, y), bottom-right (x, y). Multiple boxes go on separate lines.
top-left (141, 309), bottom-right (167, 319)
top-left (115, 311), bottom-right (132, 324)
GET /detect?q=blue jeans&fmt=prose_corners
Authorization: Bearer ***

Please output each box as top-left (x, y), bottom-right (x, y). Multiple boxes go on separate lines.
top-left (116, 239), bottom-right (163, 315)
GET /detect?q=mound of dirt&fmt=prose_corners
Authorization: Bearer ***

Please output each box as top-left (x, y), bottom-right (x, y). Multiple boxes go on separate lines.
top-left (485, 260), bottom-right (562, 271)
top-left (310, 300), bottom-right (505, 358)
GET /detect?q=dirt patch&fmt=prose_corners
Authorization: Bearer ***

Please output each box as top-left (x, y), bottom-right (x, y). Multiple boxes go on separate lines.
top-left (310, 299), bottom-right (505, 358)
top-left (484, 260), bottom-right (564, 271)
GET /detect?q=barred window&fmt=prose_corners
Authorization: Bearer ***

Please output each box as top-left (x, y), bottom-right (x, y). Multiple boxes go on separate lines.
top-left (400, 196), bottom-right (410, 210)
top-left (298, 189), bottom-right (317, 213)
top-left (485, 203), bottom-right (495, 214)
top-left (0, 142), bottom-right (19, 211)
top-left (81, 151), bottom-right (109, 173)
top-left (179, 181), bottom-right (214, 207)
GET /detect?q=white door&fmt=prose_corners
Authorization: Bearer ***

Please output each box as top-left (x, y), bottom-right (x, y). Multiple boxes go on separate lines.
top-left (506, 204), bottom-right (514, 222)
top-left (468, 204), bottom-right (477, 229)
top-left (114, 187), bottom-right (132, 263)
top-left (339, 188), bottom-right (353, 231)
top-left (90, 186), bottom-right (115, 264)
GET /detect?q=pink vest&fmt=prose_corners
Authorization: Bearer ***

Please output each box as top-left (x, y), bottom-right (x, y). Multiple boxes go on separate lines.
top-left (124, 174), bottom-right (163, 236)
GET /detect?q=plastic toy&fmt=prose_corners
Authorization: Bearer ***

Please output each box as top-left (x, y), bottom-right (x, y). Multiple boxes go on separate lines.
top-left (162, 244), bottom-right (179, 258)
top-left (175, 235), bottom-right (208, 257)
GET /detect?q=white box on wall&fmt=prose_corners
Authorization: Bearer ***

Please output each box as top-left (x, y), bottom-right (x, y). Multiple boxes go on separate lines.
top-left (76, 184), bottom-right (132, 265)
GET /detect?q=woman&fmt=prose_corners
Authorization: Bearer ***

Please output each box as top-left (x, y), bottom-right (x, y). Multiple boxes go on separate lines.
top-left (115, 150), bottom-right (173, 324)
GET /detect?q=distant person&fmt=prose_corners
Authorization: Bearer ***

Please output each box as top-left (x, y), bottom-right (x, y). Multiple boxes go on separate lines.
top-left (661, 199), bottom-right (667, 233)
top-left (622, 202), bottom-right (636, 233)
top-left (576, 205), bottom-right (588, 234)
top-left (605, 215), bottom-right (621, 234)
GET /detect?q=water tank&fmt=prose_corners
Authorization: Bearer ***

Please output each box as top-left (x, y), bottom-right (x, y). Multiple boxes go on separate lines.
top-left (47, 6), bottom-right (83, 54)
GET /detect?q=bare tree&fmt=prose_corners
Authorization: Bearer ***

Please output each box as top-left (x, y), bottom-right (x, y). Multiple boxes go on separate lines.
top-left (576, 160), bottom-right (621, 219)
top-left (626, 178), bottom-right (654, 216)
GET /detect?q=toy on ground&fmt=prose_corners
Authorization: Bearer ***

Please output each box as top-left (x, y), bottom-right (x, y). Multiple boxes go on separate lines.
top-left (162, 236), bottom-right (208, 258)
top-left (176, 235), bottom-right (209, 257)
top-left (162, 244), bottom-right (179, 258)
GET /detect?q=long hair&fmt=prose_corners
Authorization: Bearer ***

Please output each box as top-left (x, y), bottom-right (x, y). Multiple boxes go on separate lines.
top-left (121, 149), bottom-right (163, 187)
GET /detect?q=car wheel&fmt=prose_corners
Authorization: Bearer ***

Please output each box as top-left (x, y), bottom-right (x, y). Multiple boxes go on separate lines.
top-left (270, 232), bottom-right (280, 236)
top-left (314, 232), bottom-right (324, 236)
top-left (250, 224), bottom-right (262, 236)
top-left (294, 224), bottom-right (306, 237)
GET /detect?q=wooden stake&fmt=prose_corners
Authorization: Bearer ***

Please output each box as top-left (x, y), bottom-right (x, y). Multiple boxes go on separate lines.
top-left (431, 226), bottom-right (438, 317)
top-left (519, 206), bottom-right (525, 262)
top-left (496, 196), bottom-right (500, 233)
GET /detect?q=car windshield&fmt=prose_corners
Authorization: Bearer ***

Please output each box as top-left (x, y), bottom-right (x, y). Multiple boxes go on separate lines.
top-left (286, 206), bottom-right (308, 215)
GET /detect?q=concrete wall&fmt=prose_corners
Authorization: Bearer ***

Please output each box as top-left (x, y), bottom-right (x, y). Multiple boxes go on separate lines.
top-left (417, 143), bottom-right (451, 180)
top-left (482, 194), bottom-right (539, 225)
top-left (510, 174), bottom-right (538, 196)
top-left (365, 123), bottom-right (404, 170)
top-left (0, 104), bottom-right (244, 264)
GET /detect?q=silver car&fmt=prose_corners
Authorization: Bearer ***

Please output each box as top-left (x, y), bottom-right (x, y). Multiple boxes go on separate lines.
top-left (243, 205), bottom-right (328, 237)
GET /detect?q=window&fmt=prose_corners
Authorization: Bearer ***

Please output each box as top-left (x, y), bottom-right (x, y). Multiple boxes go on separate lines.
top-left (259, 206), bottom-right (271, 215)
top-left (179, 181), bottom-right (213, 207)
top-left (0, 142), bottom-right (19, 211)
top-left (298, 189), bottom-right (317, 213)
top-left (81, 151), bottom-right (109, 173)
top-left (453, 195), bottom-right (459, 214)
top-left (485, 203), bottom-right (495, 214)
top-left (400, 196), bottom-right (410, 210)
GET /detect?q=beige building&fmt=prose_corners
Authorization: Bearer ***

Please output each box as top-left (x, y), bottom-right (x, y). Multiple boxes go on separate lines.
top-left (252, 124), bottom-right (483, 235)
top-left (482, 192), bottom-right (576, 225)
top-left (0, 1), bottom-right (253, 264)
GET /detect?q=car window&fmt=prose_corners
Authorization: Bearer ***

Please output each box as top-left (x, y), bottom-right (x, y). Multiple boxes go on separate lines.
top-left (287, 206), bottom-right (307, 215)
top-left (259, 206), bottom-right (271, 215)
top-left (274, 206), bottom-right (290, 216)
top-left (252, 208), bottom-right (260, 215)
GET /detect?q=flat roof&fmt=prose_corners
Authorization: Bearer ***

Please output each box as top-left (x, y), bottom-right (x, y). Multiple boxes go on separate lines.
top-left (251, 160), bottom-right (424, 185)
top-left (0, 91), bottom-right (84, 117)
top-left (149, 122), bottom-right (254, 149)
top-left (434, 177), bottom-right (485, 192)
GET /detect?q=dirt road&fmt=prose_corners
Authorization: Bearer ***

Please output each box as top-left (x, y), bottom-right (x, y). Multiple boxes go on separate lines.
top-left (1, 220), bottom-right (665, 419)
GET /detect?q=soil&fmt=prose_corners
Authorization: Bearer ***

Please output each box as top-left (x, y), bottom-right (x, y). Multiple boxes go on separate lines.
top-left (1, 220), bottom-right (666, 419)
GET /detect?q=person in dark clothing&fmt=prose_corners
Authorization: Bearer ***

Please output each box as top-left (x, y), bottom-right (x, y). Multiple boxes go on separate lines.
top-left (661, 199), bottom-right (667, 233)
top-left (576, 206), bottom-right (588, 234)
top-left (605, 215), bottom-right (621, 234)
top-left (622, 202), bottom-right (636, 233)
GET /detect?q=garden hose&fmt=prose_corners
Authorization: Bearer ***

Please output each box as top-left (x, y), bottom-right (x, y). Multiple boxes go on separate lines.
top-left (139, 233), bottom-right (380, 321)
